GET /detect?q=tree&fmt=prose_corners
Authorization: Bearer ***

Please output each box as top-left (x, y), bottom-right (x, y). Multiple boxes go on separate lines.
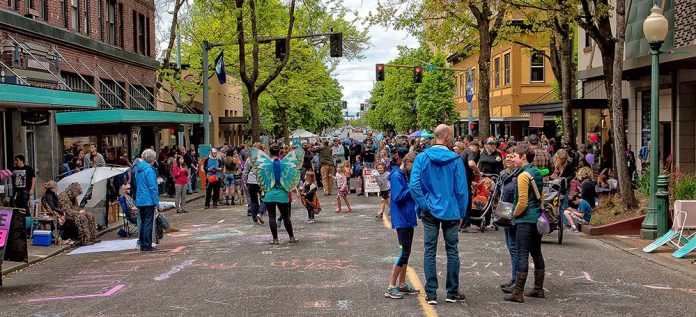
top-left (415, 54), bottom-right (456, 129)
top-left (576, 0), bottom-right (637, 210)
top-left (369, 0), bottom-right (508, 138)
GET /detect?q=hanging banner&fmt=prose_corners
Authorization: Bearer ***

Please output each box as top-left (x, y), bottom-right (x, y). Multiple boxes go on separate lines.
top-left (20, 111), bottom-right (51, 126)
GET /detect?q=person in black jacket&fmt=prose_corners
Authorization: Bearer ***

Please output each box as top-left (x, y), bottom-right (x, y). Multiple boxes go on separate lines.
top-left (350, 139), bottom-right (362, 165)
top-left (41, 181), bottom-right (80, 243)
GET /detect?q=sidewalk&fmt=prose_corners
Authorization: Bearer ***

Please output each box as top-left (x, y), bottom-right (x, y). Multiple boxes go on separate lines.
top-left (600, 234), bottom-right (696, 279)
top-left (1, 191), bottom-right (205, 277)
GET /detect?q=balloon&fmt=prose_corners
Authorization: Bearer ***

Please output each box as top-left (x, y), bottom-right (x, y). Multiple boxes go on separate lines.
top-left (589, 133), bottom-right (599, 143)
top-left (585, 153), bottom-right (595, 165)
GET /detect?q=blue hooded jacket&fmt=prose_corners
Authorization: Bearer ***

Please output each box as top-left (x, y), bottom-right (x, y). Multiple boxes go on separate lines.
top-left (134, 160), bottom-right (160, 207)
top-left (390, 168), bottom-right (417, 229)
top-left (409, 145), bottom-right (469, 221)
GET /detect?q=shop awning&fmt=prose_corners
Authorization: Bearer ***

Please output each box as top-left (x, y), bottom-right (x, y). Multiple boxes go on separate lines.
top-left (56, 109), bottom-right (210, 125)
top-left (0, 83), bottom-right (97, 109)
top-left (519, 99), bottom-right (626, 114)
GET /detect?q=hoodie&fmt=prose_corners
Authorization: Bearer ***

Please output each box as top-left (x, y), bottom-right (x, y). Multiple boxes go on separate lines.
top-left (390, 168), bottom-right (417, 229)
top-left (134, 160), bottom-right (160, 207)
top-left (409, 145), bottom-right (469, 221)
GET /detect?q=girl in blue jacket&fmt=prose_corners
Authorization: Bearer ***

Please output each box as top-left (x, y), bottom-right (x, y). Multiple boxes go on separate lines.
top-left (384, 151), bottom-right (420, 299)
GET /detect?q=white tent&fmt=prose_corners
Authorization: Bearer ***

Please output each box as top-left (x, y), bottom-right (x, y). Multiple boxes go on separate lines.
top-left (291, 129), bottom-right (317, 139)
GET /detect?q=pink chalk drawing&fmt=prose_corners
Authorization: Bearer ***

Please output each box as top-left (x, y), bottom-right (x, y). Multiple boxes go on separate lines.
top-left (28, 284), bottom-right (126, 303)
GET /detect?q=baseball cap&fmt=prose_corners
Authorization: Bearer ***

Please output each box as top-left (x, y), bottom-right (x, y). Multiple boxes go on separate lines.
top-left (211, 148), bottom-right (218, 153)
top-left (485, 139), bottom-right (496, 145)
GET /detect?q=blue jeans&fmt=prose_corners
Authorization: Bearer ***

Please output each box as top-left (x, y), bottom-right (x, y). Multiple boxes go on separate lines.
top-left (515, 223), bottom-right (545, 273)
top-left (138, 205), bottom-right (155, 249)
top-left (247, 183), bottom-right (261, 221)
top-left (422, 212), bottom-right (460, 299)
top-left (503, 227), bottom-right (518, 279)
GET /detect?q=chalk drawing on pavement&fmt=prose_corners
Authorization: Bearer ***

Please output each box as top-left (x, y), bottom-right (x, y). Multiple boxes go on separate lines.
top-left (154, 259), bottom-right (197, 281)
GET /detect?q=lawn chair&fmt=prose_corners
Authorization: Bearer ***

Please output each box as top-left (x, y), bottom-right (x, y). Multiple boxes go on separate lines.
top-left (643, 200), bottom-right (696, 256)
top-left (30, 199), bottom-right (59, 244)
top-left (118, 196), bottom-right (138, 238)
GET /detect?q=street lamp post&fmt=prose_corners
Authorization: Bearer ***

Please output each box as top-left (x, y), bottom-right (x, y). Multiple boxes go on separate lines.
top-left (640, 4), bottom-right (670, 240)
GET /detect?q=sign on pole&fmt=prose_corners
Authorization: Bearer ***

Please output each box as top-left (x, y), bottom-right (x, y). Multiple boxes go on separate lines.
top-left (362, 168), bottom-right (380, 194)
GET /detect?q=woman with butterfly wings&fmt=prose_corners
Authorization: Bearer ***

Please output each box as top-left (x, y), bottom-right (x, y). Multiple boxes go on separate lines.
top-left (250, 145), bottom-right (304, 245)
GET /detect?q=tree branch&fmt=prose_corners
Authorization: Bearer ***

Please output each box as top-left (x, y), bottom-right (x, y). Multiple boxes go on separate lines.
top-left (257, 0), bottom-right (297, 93)
top-left (235, 0), bottom-right (252, 89)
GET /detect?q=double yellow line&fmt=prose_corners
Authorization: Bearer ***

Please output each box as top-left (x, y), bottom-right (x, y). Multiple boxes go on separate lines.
top-left (382, 214), bottom-right (438, 317)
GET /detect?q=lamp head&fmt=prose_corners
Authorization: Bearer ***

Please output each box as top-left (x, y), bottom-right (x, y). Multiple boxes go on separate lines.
top-left (643, 5), bottom-right (669, 43)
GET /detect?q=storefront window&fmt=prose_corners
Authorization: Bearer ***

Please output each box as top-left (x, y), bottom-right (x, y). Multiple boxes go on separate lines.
top-left (64, 136), bottom-right (97, 156)
top-left (101, 134), bottom-right (128, 162)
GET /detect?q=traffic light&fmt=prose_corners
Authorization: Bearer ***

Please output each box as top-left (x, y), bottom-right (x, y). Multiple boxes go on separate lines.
top-left (343, 101), bottom-right (347, 109)
top-left (376, 64), bottom-right (385, 81)
top-left (360, 103), bottom-right (365, 111)
top-left (330, 33), bottom-right (343, 57)
top-left (275, 39), bottom-right (287, 59)
top-left (413, 66), bottom-right (423, 83)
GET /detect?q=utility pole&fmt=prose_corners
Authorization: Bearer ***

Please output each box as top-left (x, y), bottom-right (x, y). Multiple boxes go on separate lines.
top-left (201, 40), bottom-right (223, 149)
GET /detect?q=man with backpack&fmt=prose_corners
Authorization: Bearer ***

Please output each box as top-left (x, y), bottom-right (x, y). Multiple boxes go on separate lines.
top-left (204, 148), bottom-right (223, 209)
top-left (223, 150), bottom-right (238, 205)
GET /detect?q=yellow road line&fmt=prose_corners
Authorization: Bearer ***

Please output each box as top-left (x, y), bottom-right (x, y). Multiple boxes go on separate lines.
top-left (382, 213), bottom-right (438, 317)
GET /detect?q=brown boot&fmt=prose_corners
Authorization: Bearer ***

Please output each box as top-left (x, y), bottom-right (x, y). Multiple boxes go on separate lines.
top-left (503, 272), bottom-right (527, 303)
top-left (525, 269), bottom-right (545, 298)
top-left (165, 227), bottom-right (180, 233)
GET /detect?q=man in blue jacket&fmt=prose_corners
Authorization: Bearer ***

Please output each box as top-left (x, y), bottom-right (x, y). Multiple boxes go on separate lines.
top-left (134, 149), bottom-right (160, 252)
top-left (409, 124), bottom-right (469, 305)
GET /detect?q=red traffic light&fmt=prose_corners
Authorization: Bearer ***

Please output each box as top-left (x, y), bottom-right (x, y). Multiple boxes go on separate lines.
top-left (469, 124), bottom-right (475, 130)
top-left (376, 64), bottom-right (385, 81)
top-left (413, 66), bottom-right (423, 83)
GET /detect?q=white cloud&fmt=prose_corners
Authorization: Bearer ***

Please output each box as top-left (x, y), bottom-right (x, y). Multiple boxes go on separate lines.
top-left (335, 1), bottom-right (418, 116)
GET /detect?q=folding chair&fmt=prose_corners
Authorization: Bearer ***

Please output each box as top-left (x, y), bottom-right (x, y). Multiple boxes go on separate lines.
top-left (118, 196), bottom-right (138, 238)
top-left (672, 200), bottom-right (696, 258)
top-left (643, 200), bottom-right (696, 255)
top-left (29, 199), bottom-right (59, 244)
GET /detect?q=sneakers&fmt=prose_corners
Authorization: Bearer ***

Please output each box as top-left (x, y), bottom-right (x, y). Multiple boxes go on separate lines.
top-left (571, 227), bottom-right (579, 233)
top-left (256, 215), bottom-right (265, 224)
top-left (384, 287), bottom-right (404, 299)
top-left (307, 219), bottom-right (316, 224)
top-left (426, 297), bottom-right (437, 305)
top-left (445, 293), bottom-right (466, 303)
top-left (398, 284), bottom-right (420, 295)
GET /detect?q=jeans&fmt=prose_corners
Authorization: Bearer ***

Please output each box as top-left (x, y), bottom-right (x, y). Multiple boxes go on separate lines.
top-left (205, 179), bottom-right (221, 207)
top-left (247, 183), bottom-right (261, 221)
top-left (175, 184), bottom-right (187, 212)
top-left (14, 190), bottom-right (30, 211)
top-left (189, 167), bottom-right (198, 191)
top-left (265, 202), bottom-right (294, 240)
top-left (461, 182), bottom-right (473, 228)
top-left (515, 223), bottom-right (545, 273)
top-left (503, 227), bottom-right (518, 279)
top-left (138, 205), bottom-right (155, 249)
top-left (422, 212), bottom-right (460, 299)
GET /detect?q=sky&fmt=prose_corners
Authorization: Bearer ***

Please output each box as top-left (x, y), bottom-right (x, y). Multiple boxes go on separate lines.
top-left (334, 0), bottom-right (419, 117)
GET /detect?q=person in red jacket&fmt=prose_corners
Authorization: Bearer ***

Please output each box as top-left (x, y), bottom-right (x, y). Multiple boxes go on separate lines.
top-left (172, 155), bottom-right (189, 213)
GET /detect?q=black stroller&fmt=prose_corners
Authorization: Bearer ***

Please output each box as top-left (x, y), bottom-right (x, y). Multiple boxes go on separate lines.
top-left (469, 173), bottom-right (502, 232)
top-left (542, 178), bottom-right (566, 244)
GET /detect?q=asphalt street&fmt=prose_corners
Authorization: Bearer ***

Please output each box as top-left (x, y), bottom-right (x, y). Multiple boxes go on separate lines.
top-left (1, 192), bottom-right (696, 317)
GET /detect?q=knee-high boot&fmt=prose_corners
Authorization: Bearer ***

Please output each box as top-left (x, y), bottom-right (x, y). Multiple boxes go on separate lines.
top-left (503, 271), bottom-right (527, 303)
top-left (524, 269), bottom-right (545, 298)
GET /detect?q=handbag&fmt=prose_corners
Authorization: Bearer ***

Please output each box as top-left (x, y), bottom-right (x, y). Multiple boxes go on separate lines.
top-left (528, 172), bottom-right (551, 235)
top-left (493, 201), bottom-right (514, 228)
top-left (207, 174), bottom-right (219, 184)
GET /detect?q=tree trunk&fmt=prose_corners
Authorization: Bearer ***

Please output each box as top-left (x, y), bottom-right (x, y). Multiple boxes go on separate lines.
top-left (280, 105), bottom-right (289, 145)
top-left (560, 32), bottom-right (575, 145)
top-left (477, 26), bottom-right (492, 138)
top-left (250, 92), bottom-right (261, 142)
top-left (609, 0), bottom-right (638, 210)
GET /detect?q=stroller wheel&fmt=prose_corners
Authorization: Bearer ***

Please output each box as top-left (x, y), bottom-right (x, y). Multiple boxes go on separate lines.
top-left (494, 224), bottom-right (499, 231)
top-left (479, 222), bottom-right (486, 233)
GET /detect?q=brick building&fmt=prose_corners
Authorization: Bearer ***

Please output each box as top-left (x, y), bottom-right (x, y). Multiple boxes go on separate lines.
top-left (0, 0), bottom-right (206, 201)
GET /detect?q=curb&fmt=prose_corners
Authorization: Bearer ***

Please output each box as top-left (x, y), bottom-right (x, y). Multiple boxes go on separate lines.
top-left (598, 236), bottom-right (696, 280)
top-left (1, 194), bottom-right (204, 277)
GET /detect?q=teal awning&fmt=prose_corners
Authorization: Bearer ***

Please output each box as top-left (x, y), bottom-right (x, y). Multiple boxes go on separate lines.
top-left (0, 83), bottom-right (97, 109)
top-left (56, 109), bottom-right (209, 125)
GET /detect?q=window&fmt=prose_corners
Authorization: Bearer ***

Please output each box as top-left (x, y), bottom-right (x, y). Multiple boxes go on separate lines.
top-left (129, 85), bottom-right (153, 110)
top-left (100, 79), bottom-right (124, 108)
top-left (62, 72), bottom-right (93, 93)
top-left (146, 16), bottom-right (151, 56)
top-left (119, 3), bottom-right (124, 48)
top-left (71, 0), bottom-right (79, 32)
top-left (494, 57), bottom-right (500, 88)
top-left (530, 51), bottom-right (545, 82)
top-left (504, 53), bottom-right (511, 86)
top-left (107, 0), bottom-right (115, 44)
top-left (138, 14), bottom-right (145, 54)
top-left (39, 0), bottom-right (48, 21)
top-left (8, 0), bottom-right (16, 10)
top-left (84, 0), bottom-right (90, 36)
top-left (584, 30), bottom-right (591, 48)
top-left (132, 10), bottom-right (137, 52)
top-left (62, 0), bottom-right (69, 28)
top-left (98, 0), bottom-right (103, 40)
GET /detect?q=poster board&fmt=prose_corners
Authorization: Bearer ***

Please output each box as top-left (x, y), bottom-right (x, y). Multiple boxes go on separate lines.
top-left (0, 209), bottom-right (12, 286)
top-left (362, 168), bottom-right (380, 194)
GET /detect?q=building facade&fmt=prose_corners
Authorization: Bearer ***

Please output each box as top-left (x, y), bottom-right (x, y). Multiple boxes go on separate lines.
top-left (0, 0), bottom-right (205, 198)
top-left (577, 0), bottom-right (696, 172)
top-left (447, 36), bottom-right (557, 138)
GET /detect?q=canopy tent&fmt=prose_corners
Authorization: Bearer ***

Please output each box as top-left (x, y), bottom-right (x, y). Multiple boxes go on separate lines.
top-left (290, 129), bottom-right (317, 139)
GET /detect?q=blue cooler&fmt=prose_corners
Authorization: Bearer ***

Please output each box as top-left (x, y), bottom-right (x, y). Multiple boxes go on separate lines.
top-left (32, 230), bottom-right (52, 246)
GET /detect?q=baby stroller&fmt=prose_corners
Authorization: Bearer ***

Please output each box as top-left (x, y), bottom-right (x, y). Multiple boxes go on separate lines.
top-left (469, 173), bottom-right (501, 232)
top-left (542, 178), bottom-right (566, 244)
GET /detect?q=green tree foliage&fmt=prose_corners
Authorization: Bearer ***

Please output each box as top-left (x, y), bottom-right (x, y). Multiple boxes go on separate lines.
top-left (415, 54), bottom-right (456, 129)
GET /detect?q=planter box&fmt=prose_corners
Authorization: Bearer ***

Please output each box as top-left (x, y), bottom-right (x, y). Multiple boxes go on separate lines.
top-left (583, 215), bottom-right (646, 235)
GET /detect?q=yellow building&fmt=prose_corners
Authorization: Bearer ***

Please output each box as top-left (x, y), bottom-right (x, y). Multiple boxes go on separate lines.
top-left (157, 71), bottom-right (246, 147)
top-left (447, 38), bottom-right (557, 138)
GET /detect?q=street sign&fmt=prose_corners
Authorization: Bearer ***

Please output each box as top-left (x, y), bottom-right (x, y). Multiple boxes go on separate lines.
top-left (425, 64), bottom-right (436, 71)
top-left (465, 67), bottom-right (475, 103)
